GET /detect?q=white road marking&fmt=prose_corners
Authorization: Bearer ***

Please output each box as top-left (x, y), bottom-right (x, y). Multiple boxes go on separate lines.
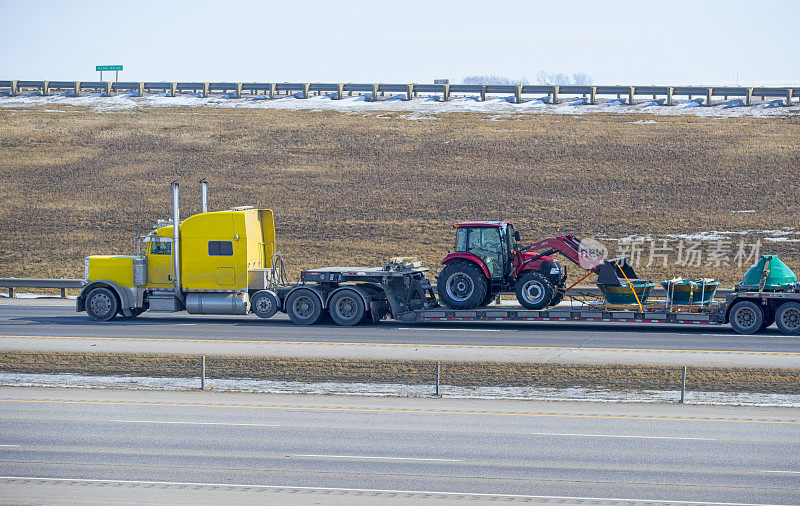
top-left (110, 420), bottom-right (278, 427)
top-left (759, 470), bottom-right (800, 474)
top-left (0, 445), bottom-right (19, 448)
top-left (0, 476), bottom-right (776, 505)
top-left (176, 323), bottom-right (196, 326)
top-left (397, 327), bottom-right (501, 332)
top-left (529, 432), bottom-right (716, 441)
top-left (293, 454), bottom-right (461, 462)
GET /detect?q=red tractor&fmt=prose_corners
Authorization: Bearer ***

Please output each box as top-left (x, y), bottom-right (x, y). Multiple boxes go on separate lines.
top-left (437, 221), bottom-right (638, 310)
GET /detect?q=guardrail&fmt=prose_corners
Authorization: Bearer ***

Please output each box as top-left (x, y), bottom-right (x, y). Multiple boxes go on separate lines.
top-left (0, 79), bottom-right (796, 106)
top-left (1, 352), bottom-right (798, 402)
top-left (0, 278), bottom-right (83, 298)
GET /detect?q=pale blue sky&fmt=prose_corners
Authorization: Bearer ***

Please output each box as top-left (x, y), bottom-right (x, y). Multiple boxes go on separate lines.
top-left (2, 0), bottom-right (797, 85)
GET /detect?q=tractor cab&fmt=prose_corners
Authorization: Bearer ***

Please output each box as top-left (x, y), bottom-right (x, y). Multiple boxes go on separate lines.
top-left (451, 222), bottom-right (517, 282)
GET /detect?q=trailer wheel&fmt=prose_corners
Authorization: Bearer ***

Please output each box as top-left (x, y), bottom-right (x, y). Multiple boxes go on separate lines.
top-left (437, 262), bottom-right (487, 310)
top-left (515, 271), bottom-right (554, 310)
top-left (286, 289), bottom-right (324, 325)
top-left (729, 301), bottom-right (764, 335)
top-left (251, 290), bottom-right (279, 319)
top-left (775, 302), bottom-right (800, 335)
top-left (329, 290), bottom-right (366, 326)
top-left (86, 287), bottom-right (119, 322)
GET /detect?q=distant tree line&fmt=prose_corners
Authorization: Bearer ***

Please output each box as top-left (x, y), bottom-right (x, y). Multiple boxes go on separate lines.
top-left (461, 72), bottom-right (593, 86)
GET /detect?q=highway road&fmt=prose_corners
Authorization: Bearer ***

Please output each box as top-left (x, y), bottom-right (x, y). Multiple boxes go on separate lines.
top-left (0, 387), bottom-right (798, 504)
top-left (2, 300), bottom-right (800, 367)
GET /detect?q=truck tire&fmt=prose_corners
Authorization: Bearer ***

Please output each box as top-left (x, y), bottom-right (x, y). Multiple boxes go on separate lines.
top-left (729, 300), bottom-right (764, 335)
top-left (286, 289), bottom-right (324, 325)
top-left (86, 287), bottom-right (119, 322)
top-left (329, 290), bottom-right (366, 326)
top-left (251, 290), bottom-right (279, 319)
top-left (515, 271), bottom-right (554, 310)
top-left (437, 262), bottom-right (488, 310)
top-left (775, 302), bottom-right (800, 336)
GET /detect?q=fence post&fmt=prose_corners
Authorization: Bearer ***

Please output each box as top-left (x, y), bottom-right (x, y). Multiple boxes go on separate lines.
top-left (338, 83), bottom-right (344, 100)
top-left (706, 87), bottom-right (713, 107)
top-left (628, 86), bottom-right (635, 106)
top-left (590, 86), bottom-right (596, 105)
top-left (515, 84), bottom-right (522, 104)
top-left (42, 80), bottom-right (49, 96)
top-left (443, 84), bottom-right (450, 102)
top-left (680, 366), bottom-right (686, 403)
top-left (7, 287), bottom-right (12, 298)
top-left (60, 288), bottom-right (66, 299)
top-left (73, 81), bottom-right (80, 97)
top-left (371, 83), bottom-right (378, 102)
top-left (10, 79), bottom-right (17, 97)
top-left (666, 86), bottom-right (673, 106)
top-left (552, 85), bottom-right (559, 104)
top-left (480, 85), bottom-right (486, 102)
top-left (406, 83), bottom-right (412, 101)
top-left (202, 82), bottom-right (208, 98)
top-left (787, 89), bottom-right (793, 106)
top-left (745, 87), bottom-right (752, 106)
top-left (435, 361), bottom-right (440, 397)
top-left (201, 355), bottom-right (206, 390)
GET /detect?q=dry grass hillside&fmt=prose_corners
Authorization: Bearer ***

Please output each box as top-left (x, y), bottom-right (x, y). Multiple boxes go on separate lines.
top-left (0, 106), bottom-right (798, 286)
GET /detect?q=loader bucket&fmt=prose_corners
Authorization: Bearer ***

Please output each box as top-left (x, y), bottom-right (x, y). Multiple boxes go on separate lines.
top-left (594, 257), bottom-right (639, 286)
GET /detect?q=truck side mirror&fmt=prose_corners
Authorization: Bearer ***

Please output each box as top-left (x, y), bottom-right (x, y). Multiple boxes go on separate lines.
top-left (514, 231), bottom-right (521, 241)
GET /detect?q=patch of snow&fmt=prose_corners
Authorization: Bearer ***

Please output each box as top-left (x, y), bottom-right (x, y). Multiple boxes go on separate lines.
top-left (1, 92), bottom-right (796, 119)
top-left (731, 210), bottom-right (756, 213)
top-left (2, 372), bottom-right (798, 407)
top-left (627, 119), bottom-right (657, 124)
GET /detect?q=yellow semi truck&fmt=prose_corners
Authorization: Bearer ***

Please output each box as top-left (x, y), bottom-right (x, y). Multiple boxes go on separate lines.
top-left (78, 181), bottom-right (281, 321)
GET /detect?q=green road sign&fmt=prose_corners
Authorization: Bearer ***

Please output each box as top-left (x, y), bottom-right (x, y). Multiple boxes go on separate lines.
top-left (96, 65), bottom-right (123, 71)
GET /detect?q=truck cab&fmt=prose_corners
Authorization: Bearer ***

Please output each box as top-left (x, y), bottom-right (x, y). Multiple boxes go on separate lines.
top-left (78, 182), bottom-right (278, 321)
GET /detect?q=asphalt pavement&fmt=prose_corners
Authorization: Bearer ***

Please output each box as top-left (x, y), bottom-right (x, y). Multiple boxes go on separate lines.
top-left (0, 386), bottom-right (798, 504)
top-left (2, 300), bottom-right (800, 367)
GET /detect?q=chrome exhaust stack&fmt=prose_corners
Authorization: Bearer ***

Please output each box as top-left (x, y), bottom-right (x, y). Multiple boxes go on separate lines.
top-left (171, 180), bottom-right (183, 298)
top-left (200, 178), bottom-right (208, 213)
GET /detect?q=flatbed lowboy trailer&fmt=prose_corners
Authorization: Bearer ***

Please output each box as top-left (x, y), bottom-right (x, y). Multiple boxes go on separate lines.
top-left (294, 266), bottom-right (800, 335)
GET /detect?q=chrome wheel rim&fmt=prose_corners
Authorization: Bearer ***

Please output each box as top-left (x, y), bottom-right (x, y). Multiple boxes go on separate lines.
top-left (446, 273), bottom-right (474, 302)
top-left (89, 293), bottom-right (112, 316)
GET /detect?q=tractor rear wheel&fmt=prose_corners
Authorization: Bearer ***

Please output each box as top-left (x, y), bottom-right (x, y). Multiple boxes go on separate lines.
top-left (437, 262), bottom-right (488, 310)
top-left (515, 272), bottom-right (554, 310)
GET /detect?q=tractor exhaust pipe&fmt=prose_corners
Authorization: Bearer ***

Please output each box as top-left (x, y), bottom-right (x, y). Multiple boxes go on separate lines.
top-left (171, 180), bottom-right (182, 297)
top-left (200, 178), bottom-right (208, 213)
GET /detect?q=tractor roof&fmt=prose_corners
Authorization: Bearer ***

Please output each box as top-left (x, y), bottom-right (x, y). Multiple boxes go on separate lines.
top-left (454, 221), bottom-right (511, 228)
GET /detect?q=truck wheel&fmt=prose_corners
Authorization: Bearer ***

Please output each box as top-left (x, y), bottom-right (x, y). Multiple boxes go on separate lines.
top-left (729, 301), bottom-right (764, 335)
top-left (775, 302), bottom-right (800, 335)
top-left (86, 287), bottom-right (119, 322)
top-left (286, 289), bottom-right (324, 325)
top-left (437, 262), bottom-right (487, 310)
top-left (329, 290), bottom-right (366, 326)
top-left (515, 271), bottom-right (554, 310)
top-left (251, 290), bottom-right (279, 319)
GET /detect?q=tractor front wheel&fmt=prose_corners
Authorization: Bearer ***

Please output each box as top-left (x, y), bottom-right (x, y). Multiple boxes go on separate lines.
top-left (515, 272), bottom-right (554, 310)
top-left (437, 262), bottom-right (488, 310)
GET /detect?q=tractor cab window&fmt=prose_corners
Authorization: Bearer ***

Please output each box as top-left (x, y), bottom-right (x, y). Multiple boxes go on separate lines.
top-left (150, 241), bottom-right (171, 255)
top-left (457, 227), bottom-right (503, 279)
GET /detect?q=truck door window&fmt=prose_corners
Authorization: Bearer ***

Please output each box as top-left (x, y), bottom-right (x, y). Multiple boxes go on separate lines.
top-left (208, 241), bottom-right (234, 256)
top-left (150, 242), bottom-right (171, 255)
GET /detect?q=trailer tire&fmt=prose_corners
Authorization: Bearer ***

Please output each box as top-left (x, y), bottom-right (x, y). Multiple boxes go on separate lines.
top-left (438, 262), bottom-right (487, 310)
top-left (286, 289), bottom-right (324, 325)
top-left (515, 271), bottom-right (554, 310)
top-left (251, 290), bottom-right (279, 319)
top-left (86, 287), bottom-right (119, 322)
top-left (329, 290), bottom-right (366, 326)
top-left (775, 302), bottom-right (800, 336)
top-left (729, 301), bottom-right (764, 335)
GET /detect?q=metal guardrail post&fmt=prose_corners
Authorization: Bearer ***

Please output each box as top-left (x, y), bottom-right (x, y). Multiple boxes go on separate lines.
top-left (480, 85), bottom-right (486, 102)
top-left (680, 365), bottom-right (686, 403)
top-left (73, 81), bottom-right (80, 97)
top-left (590, 86), bottom-right (596, 105)
top-left (202, 82), bottom-right (208, 98)
top-left (269, 83), bottom-right (275, 100)
top-left (552, 85), bottom-right (559, 104)
top-left (745, 87), bottom-right (752, 106)
top-left (201, 355), bottom-right (206, 390)
top-left (666, 86), bottom-right (673, 105)
top-left (515, 85), bottom-right (522, 104)
top-left (235, 83), bottom-right (242, 99)
top-left (435, 361), bottom-right (440, 396)
top-left (787, 89), bottom-right (793, 106)
top-left (42, 80), bottom-right (49, 96)
top-left (10, 79), bottom-right (17, 97)
top-left (338, 83), bottom-right (345, 100)
top-left (7, 287), bottom-right (12, 298)
top-left (60, 288), bottom-right (66, 299)
top-left (443, 84), bottom-right (450, 102)
top-left (628, 86), bottom-right (635, 106)
top-left (371, 84), bottom-right (378, 102)
top-left (706, 87), bottom-right (713, 107)
top-left (406, 83), bottom-right (412, 101)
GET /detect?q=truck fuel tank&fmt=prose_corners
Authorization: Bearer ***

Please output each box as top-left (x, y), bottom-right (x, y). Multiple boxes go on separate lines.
top-left (186, 292), bottom-right (249, 315)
